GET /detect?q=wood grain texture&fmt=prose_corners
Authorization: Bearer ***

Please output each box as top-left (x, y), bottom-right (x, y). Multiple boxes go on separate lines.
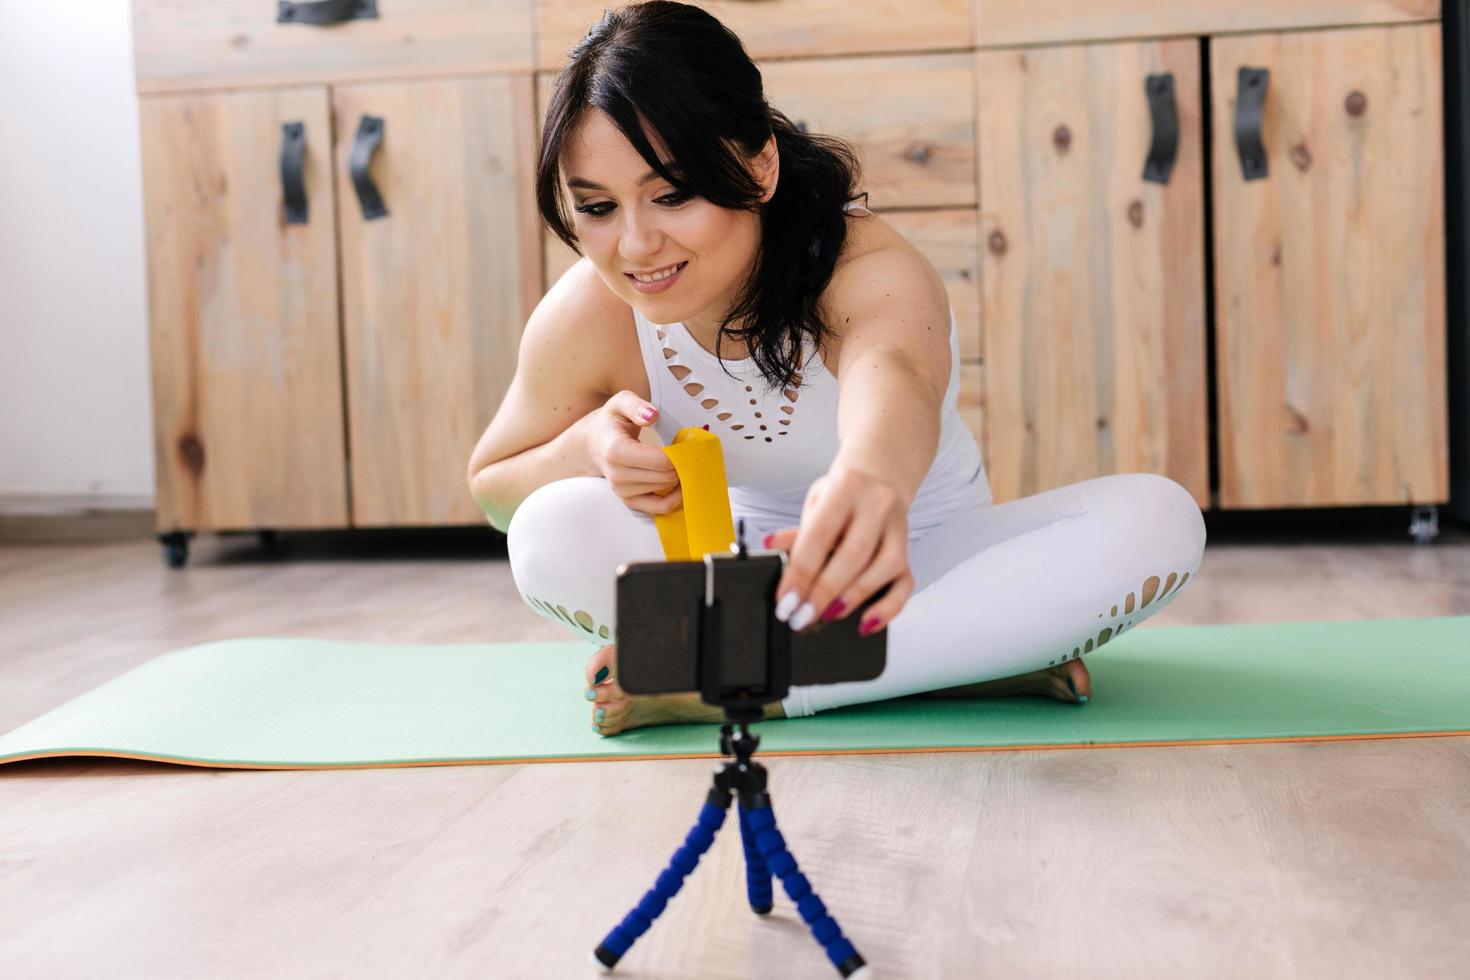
top-left (761, 53), bottom-right (977, 209)
top-left (132, 0), bottom-right (534, 94)
top-left (975, 0), bottom-right (1440, 48)
top-left (537, 0), bottom-right (971, 71)
top-left (334, 76), bottom-right (541, 527)
top-left (138, 89), bottom-right (349, 533)
top-left (978, 40), bottom-right (1208, 506)
top-left (1, 529), bottom-right (1468, 976)
top-left (1210, 24), bottom-right (1448, 509)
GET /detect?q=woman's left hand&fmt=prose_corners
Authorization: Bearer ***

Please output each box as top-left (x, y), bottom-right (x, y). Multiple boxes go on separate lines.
top-left (760, 464), bottom-right (915, 636)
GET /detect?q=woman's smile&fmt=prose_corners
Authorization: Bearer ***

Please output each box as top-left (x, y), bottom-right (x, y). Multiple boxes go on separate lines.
top-left (626, 260), bottom-right (688, 293)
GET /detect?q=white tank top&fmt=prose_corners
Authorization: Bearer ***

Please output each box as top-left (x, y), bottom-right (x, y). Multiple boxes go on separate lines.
top-left (631, 203), bottom-right (992, 535)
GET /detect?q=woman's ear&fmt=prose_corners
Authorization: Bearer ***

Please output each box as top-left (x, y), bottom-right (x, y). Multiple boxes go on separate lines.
top-left (755, 135), bottom-right (779, 204)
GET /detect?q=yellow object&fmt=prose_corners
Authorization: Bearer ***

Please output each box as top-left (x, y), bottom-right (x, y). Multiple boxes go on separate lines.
top-left (653, 427), bottom-right (736, 560)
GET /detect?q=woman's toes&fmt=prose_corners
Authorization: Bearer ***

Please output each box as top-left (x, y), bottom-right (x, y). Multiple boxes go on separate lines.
top-left (585, 643), bottom-right (616, 688)
top-left (593, 697), bottom-right (630, 735)
top-left (1065, 659), bottom-right (1092, 702)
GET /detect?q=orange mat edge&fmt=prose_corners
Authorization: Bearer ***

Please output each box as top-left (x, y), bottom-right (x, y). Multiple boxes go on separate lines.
top-left (3, 729), bottom-right (1468, 772)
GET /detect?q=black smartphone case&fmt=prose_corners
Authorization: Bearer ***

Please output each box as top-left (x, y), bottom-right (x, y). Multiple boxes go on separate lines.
top-left (614, 556), bottom-right (888, 695)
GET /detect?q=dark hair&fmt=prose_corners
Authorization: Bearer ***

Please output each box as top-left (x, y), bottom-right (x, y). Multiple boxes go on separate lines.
top-left (536, 0), bottom-right (866, 394)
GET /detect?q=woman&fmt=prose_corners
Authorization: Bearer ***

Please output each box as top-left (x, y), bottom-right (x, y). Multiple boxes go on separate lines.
top-left (467, 1), bottom-right (1206, 736)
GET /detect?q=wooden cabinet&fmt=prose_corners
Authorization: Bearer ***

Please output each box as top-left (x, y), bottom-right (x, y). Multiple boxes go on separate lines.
top-left (139, 88), bottom-right (349, 531)
top-left (975, 18), bottom-right (1448, 512)
top-left (133, 1), bottom-right (540, 555)
top-left (1210, 23), bottom-right (1448, 508)
top-left (977, 40), bottom-right (1209, 506)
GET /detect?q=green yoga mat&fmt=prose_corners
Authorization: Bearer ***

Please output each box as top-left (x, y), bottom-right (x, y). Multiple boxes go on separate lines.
top-left (2, 616), bottom-right (1467, 770)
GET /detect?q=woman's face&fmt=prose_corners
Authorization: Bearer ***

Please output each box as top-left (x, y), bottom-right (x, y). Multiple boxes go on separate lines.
top-left (560, 109), bottom-right (777, 337)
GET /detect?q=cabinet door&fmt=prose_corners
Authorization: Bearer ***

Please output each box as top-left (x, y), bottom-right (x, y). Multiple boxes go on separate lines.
top-left (334, 76), bottom-right (540, 526)
top-left (1211, 24), bottom-right (1447, 508)
top-left (978, 41), bottom-right (1208, 505)
top-left (139, 88), bottom-right (349, 532)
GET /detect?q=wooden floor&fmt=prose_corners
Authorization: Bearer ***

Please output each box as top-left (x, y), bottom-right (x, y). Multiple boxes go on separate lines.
top-left (2, 512), bottom-right (1469, 978)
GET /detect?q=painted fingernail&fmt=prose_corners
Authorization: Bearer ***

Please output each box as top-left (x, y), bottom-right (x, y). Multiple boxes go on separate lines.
top-left (640, 407), bottom-right (656, 420)
top-left (859, 616), bottom-right (882, 637)
top-left (775, 591), bottom-right (800, 622)
top-left (594, 666), bottom-right (609, 685)
top-left (1077, 695), bottom-right (1089, 704)
top-left (592, 724), bottom-right (602, 734)
top-left (594, 708), bottom-right (606, 723)
top-left (821, 598), bottom-right (846, 622)
top-left (790, 601), bottom-right (817, 631)
top-left (762, 533), bottom-right (773, 548)
top-left (584, 688), bottom-right (597, 701)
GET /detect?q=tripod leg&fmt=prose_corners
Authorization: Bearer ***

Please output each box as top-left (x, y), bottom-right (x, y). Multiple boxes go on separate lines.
top-left (737, 801), bottom-right (774, 915)
top-left (592, 801), bottom-right (728, 971)
top-left (745, 804), bottom-right (867, 979)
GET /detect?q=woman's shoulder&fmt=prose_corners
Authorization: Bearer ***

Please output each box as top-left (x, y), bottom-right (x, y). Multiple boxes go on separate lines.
top-left (834, 205), bottom-right (909, 270)
top-left (820, 206), bottom-right (949, 332)
top-left (537, 255), bottom-right (647, 398)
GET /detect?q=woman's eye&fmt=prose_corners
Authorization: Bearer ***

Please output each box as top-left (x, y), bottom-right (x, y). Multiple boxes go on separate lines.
top-left (573, 191), bottom-right (691, 220)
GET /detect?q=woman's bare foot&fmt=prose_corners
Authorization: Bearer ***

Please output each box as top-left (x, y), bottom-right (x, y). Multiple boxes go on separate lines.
top-left (584, 644), bottom-right (785, 736)
top-left (921, 657), bottom-right (1091, 704)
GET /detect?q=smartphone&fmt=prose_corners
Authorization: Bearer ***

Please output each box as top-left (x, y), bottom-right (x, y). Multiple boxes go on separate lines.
top-left (614, 552), bottom-right (887, 696)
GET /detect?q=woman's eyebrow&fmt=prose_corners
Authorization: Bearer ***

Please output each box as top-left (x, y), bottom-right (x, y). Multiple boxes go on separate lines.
top-left (566, 167), bottom-right (675, 191)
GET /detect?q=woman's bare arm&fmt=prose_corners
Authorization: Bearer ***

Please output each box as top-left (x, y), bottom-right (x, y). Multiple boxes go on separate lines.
top-left (467, 260), bottom-right (628, 532)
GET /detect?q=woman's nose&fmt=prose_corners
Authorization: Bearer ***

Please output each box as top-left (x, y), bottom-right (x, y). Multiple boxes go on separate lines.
top-left (618, 209), bottom-right (663, 260)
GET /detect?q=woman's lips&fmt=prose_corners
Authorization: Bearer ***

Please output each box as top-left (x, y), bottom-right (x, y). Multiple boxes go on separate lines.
top-left (626, 261), bottom-right (687, 294)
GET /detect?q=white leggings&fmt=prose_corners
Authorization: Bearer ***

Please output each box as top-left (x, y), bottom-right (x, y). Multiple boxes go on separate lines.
top-left (505, 472), bottom-right (1207, 718)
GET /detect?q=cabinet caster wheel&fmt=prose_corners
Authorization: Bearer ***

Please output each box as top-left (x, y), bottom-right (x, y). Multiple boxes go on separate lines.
top-left (1408, 505), bottom-right (1439, 545)
top-left (160, 532), bottom-right (192, 569)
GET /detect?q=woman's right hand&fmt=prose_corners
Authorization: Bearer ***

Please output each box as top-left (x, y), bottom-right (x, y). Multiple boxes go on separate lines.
top-left (587, 391), bottom-right (683, 516)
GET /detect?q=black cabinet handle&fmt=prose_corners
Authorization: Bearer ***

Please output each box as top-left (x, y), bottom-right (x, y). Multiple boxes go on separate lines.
top-left (349, 115), bottom-right (388, 220)
top-left (1234, 66), bottom-right (1270, 181)
top-left (280, 121), bottom-right (308, 225)
top-left (1142, 73), bottom-right (1179, 185)
top-left (277, 0), bottom-right (378, 26)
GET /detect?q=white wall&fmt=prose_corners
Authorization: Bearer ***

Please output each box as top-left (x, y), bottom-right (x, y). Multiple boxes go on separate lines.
top-left (0, 0), bottom-right (154, 508)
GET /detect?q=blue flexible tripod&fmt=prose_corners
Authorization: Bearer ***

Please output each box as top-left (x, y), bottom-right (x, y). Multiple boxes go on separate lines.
top-left (591, 717), bottom-right (868, 977)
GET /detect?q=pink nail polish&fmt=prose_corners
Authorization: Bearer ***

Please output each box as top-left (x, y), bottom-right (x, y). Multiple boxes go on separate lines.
top-left (761, 533), bottom-right (773, 548)
top-left (821, 599), bottom-right (845, 622)
top-left (641, 407), bottom-right (656, 421)
top-left (859, 616), bottom-right (882, 637)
